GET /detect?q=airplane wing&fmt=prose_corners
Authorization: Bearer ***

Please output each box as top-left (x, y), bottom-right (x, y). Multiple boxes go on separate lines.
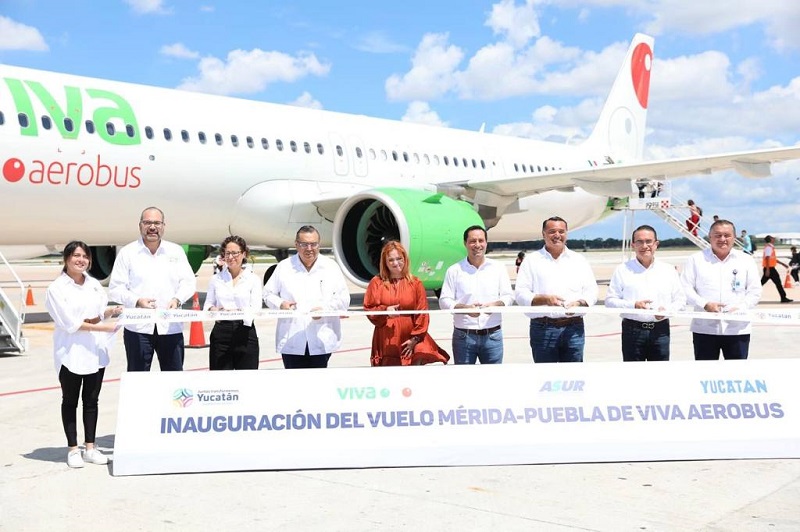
top-left (463, 145), bottom-right (800, 198)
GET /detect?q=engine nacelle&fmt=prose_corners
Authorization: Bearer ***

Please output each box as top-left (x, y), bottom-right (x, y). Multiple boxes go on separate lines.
top-left (332, 188), bottom-right (484, 289)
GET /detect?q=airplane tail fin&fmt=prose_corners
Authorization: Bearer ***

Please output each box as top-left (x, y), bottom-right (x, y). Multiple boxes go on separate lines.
top-left (583, 33), bottom-right (654, 164)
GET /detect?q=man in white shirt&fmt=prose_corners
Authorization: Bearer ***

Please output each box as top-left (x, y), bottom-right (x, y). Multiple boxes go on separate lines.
top-left (263, 226), bottom-right (350, 369)
top-left (439, 225), bottom-right (514, 364)
top-left (514, 216), bottom-right (598, 363)
top-left (680, 219), bottom-right (762, 360)
top-left (605, 225), bottom-right (685, 361)
top-left (109, 207), bottom-right (196, 371)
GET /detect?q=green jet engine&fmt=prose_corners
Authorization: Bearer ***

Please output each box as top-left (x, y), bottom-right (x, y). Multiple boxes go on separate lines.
top-left (332, 188), bottom-right (484, 290)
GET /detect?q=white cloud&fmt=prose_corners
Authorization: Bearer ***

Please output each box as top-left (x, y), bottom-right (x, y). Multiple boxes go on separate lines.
top-left (124, 0), bottom-right (170, 15)
top-left (0, 16), bottom-right (48, 51)
top-left (289, 91), bottom-right (323, 110)
top-left (385, 33), bottom-right (464, 101)
top-left (485, 0), bottom-right (541, 48)
top-left (401, 101), bottom-right (448, 127)
top-left (178, 49), bottom-right (331, 95)
top-left (354, 31), bottom-right (408, 54)
top-left (159, 42), bottom-right (199, 59)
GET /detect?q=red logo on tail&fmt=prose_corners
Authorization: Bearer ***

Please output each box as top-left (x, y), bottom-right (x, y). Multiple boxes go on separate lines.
top-left (631, 43), bottom-right (652, 109)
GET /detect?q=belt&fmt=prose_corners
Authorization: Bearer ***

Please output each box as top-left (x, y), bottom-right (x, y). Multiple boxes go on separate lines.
top-left (622, 318), bottom-right (669, 330)
top-left (455, 325), bottom-right (501, 336)
top-left (533, 316), bottom-right (583, 327)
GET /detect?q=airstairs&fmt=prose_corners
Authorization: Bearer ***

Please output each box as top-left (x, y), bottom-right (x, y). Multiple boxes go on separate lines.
top-left (0, 251), bottom-right (28, 354)
top-left (611, 181), bottom-right (745, 256)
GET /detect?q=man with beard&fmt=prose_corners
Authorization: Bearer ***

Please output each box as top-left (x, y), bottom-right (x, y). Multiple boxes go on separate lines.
top-left (109, 206), bottom-right (196, 371)
top-left (514, 216), bottom-right (598, 363)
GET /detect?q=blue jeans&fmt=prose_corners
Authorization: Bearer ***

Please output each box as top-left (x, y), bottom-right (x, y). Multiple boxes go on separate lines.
top-left (529, 319), bottom-right (584, 363)
top-left (621, 319), bottom-right (670, 361)
top-left (452, 328), bottom-right (503, 364)
top-left (692, 333), bottom-right (749, 360)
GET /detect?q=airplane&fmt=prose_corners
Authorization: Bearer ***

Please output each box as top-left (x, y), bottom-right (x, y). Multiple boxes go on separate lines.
top-left (1, 33), bottom-right (799, 290)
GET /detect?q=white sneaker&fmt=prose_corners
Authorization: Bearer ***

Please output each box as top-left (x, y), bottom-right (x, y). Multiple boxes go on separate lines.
top-left (83, 448), bottom-right (108, 465)
top-left (67, 449), bottom-right (84, 468)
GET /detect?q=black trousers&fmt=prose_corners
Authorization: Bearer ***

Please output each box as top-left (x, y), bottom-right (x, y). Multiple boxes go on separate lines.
top-left (209, 321), bottom-right (259, 370)
top-left (692, 333), bottom-right (750, 360)
top-left (761, 267), bottom-right (787, 300)
top-left (59, 365), bottom-right (105, 447)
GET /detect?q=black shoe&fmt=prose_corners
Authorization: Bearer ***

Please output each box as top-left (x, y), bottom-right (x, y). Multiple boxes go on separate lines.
top-left (781, 298), bottom-right (793, 303)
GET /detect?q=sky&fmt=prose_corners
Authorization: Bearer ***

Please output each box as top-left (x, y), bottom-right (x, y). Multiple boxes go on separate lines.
top-left (1, 0), bottom-right (799, 241)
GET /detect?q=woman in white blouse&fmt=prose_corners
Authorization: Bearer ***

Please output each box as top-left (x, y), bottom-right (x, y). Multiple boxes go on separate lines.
top-left (204, 236), bottom-right (262, 370)
top-left (45, 241), bottom-right (122, 468)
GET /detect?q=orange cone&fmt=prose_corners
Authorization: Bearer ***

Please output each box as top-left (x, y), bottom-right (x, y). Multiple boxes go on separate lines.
top-left (25, 285), bottom-right (35, 306)
top-left (784, 273), bottom-right (794, 289)
top-left (186, 293), bottom-right (209, 348)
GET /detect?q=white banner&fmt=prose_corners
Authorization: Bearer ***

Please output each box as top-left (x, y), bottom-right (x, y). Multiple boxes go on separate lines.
top-left (117, 306), bottom-right (800, 325)
top-left (112, 360), bottom-right (800, 476)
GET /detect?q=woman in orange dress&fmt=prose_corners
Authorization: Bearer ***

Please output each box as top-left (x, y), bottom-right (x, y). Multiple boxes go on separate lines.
top-left (364, 241), bottom-right (449, 366)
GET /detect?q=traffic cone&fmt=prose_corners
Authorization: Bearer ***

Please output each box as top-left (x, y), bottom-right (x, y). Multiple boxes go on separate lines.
top-left (784, 273), bottom-right (794, 289)
top-left (186, 293), bottom-right (209, 348)
top-left (25, 285), bottom-right (35, 306)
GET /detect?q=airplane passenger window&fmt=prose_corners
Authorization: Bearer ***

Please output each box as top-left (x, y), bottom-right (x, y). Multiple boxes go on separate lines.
top-left (380, 150), bottom-right (387, 161)
top-left (444, 156), bottom-right (449, 166)
top-left (480, 160), bottom-right (486, 169)
top-left (181, 130), bottom-right (190, 142)
top-left (163, 128), bottom-right (172, 141)
top-left (369, 148), bottom-right (376, 160)
top-left (514, 163), bottom-right (519, 172)
top-left (215, 133), bottom-right (223, 145)
top-left (336, 145), bottom-right (343, 157)
top-left (276, 139), bottom-right (284, 151)
top-left (392, 151), bottom-right (398, 161)
top-left (290, 140), bottom-right (297, 152)
top-left (317, 143), bottom-right (324, 154)
top-left (304, 142), bottom-right (311, 153)
top-left (453, 157), bottom-right (458, 167)
top-left (462, 158), bottom-right (467, 167)
top-left (126, 124), bottom-right (135, 138)
top-left (433, 155), bottom-right (439, 165)
top-left (107, 123), bottom-right (116, 136)
top-left (403, 152), bottom-right (409, 162)
top-left (231, 135), bottom-right (239, 147)
top-left (356, 147), bottom-right (363, 158)
top-left (145, 126), bottom-right (154, 139)
top-left (85, 120), bottom-right (95, 134)
top-left (423, 154), bottom-right (430, 165)
top-left (261, 138), bottom-right (269, 149)
top-left (198, 132), bottom-right (207, 144)
top-left (247, 136), bottom-right (254, 148)
top-left (18, 113), bottom-right (29, 128)
top-left (41, 116), bottom-right (52, 130)
top-left (522, 164), bottom-right (527, 172)
top-left (413, 153), bottom-right (419, 163)
top-left (537, 165), bottom-right (542, 172)
top-left (472, 159), bottom-right (476, 168)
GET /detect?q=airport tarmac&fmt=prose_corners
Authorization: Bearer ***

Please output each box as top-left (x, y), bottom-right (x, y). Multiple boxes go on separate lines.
top-left (1, 250), bottom-right (799, 531)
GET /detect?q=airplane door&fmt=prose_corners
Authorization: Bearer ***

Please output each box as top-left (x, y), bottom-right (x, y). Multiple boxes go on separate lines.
top-left (329, 133), bottom-right (349, 176)
top-left (348, 135), bottom-right (368, 177)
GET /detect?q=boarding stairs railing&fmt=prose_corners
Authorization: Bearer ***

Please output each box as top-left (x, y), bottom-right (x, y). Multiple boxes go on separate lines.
top-left (0, 250), bottom-right (28, 354)
top-left (611, 181), bottom-right (748, 257)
